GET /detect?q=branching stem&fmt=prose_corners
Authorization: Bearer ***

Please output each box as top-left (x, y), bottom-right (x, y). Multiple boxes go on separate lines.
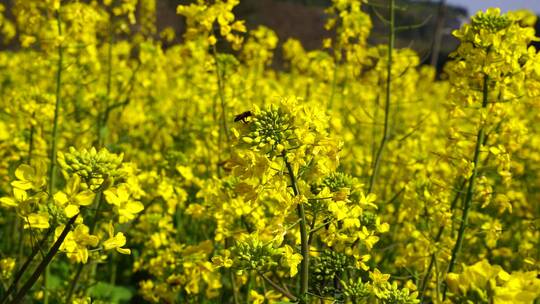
top-left (282, 151), bottom-right (308, 302)
top-left (258, 272), bottom-right (297, 302)
top-left (9, 215), bottom-right (78, 304)
top-left (369, 0), bottom-right (395, 193)
top-left (443, 74), bottom-right (490, 299)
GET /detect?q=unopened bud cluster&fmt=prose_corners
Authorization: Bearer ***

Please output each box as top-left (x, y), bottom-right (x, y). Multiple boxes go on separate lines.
top-left (342, 278), bottom-right (371, 300)
top-left (322, 172), bottom-right (355, 192)
top-left (360, 212), bottom-right (377, 230)
top-left (58, 147), bottom-right (124, 190)
top-left (232, 238), bottom-right (282, 272)
top-left (311, 250), bottom-right (353, 296)
top-left (471, 12), bottom-right (511, 32)
top-left (241, 105), bottom-right (296, 155)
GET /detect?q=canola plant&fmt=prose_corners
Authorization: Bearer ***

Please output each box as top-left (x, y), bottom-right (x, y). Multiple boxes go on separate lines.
top-left (0, 0), bottom-right (538, 303)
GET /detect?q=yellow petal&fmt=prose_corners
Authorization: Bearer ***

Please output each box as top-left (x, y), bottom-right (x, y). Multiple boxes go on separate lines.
top-left (54, 191), bottom-right (69, 205)
top-left (11, 180), bottom-right (33, 190)
top-left (15, 164), bottom-right (34, 181)
top-left (104, 189), bottom-right (120, 206)
top-left (75, 191), bottom-right (95, 206)
top-left (0, 197), bottom-right (17, 207)
top-left (87, 235), bottom-right (100, 247)
top-left (103, 232), bottom-right (126, 250)
top-left (24, 213), bottom-right (50, 229)
top-left (66, 175), bottom-right (81, 195)
top-left (65, 204), bottom-right (80, 217)
top-left (116, 247), bottom-right (131, 255)
top-left (13, 188), bottom-right (28, 201)
top-left (125, 201), bottom-right (144, 214)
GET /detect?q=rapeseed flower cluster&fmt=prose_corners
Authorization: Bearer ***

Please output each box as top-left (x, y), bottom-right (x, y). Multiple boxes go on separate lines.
top-left (0, 1), bottom-right (537, 303)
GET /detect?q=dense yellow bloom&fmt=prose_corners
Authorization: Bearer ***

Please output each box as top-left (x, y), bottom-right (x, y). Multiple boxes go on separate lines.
top-left (24, 212), bottom-right (50, 229)
top-left (281, 245), bottom-right (303, 277)
top-left (369, 269), bottom-right (391, 298)
top-left (211, 249), bottom-right (233, 268)
top-left (176, 0), bottom-right (246, 50)
top-left (53, 175), bottom-right (95, 217)
top-left (0, 1), bottom-right (537, 303)
top-left (104, 184), bottom-right (144, 223)
top-left (57, 224), bottom-right (99, 263)
top-left (11, 162), bottom-right (47, 191)
top-left (447, 260), bottom-right (540, 303)
top-left (0, 188), bottom-right (27, 207)
top-left (102, 222), bottom-right (131, 254)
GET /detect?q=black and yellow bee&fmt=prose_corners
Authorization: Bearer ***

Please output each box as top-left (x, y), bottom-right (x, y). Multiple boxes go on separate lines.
top-left (234, 111), bottom-right (252, 123)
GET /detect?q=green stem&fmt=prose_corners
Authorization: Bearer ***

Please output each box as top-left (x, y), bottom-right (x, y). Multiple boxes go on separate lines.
top-left (48, 6), bottom-right (64, 197)
top-left (98, 19), bottom-right (114, 147)
top-left (418, 179), bottom-right (467, 301)
top-left (27, 123), bottom-right (35, 164)
top-left (9, 215), bottom-right (78, 304)
top-left (211, 44), bottom-right (230, 177)
top-left (282, 151), bottom-right (308, 302)
top-left (258, 272), bottom-right (297, 302)
top-left (212, 44), bottom-right (230, 143)
top-left (0, 228), bottom-right (54, 304)
top-left (368, 0), bottom-right (395, 193)
top-left (229, 270), bottom-right (239, 304)
top-left (9, 122), bottom-right (37, 290)
top-left (307, 212), bottom-right (318, 247)
top-left (328, 60), bottom-right (339, 109)
top-left (223, 237), bottom-right (240, 304)
top-left (66, 22), bottom-right (113, 302)
top-left (43, 7), bottom-right (65, 304)
top-left (443, 74), bottom-right (490, 299)
top-left (109, 255), bottom-right (117, 285)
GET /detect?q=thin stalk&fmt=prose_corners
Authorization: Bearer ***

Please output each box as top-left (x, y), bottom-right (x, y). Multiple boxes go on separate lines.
top-left (368, 0), bottom-right (395, 193)
top-left (258, 272), bottom-right (297, 302)
top-left (65, 264), bottom-right (83, 303)
top-left (67, 22), bottom-right (113, 301)
top-left (98, 19), bottom-right (114, 147)
top-left (211, 43), bottom-right (230, 177)
top-left (371, 93), bottom-right (380, 169)
top-left (211, 44), bottom-right (230, 143)
top-left (229, 271), bottom-right (239, 304)
top-left (377, 187), bottom-right (405, 266)
top-left (418, 179), bottom-right (467, 301)
top-left (65, 192), bottom-right (103, 303)
top-left (27, 123), bottom-right (35, 163)
top-left (224, 237), bottom-right (239, 304)
top-left (246, 272), bottom-right (254, 300)
top-left (11, 122), bottom-right (37, 288)
top-left (9, 215), bottom-right (78, 304)
top-left (15, 220), bottom-right (23, 285)
top-left (435, 256), bottom-right (441, 301)
top-left (109, 255), bottom-right (117, 285)
top-left (307, 212), bottom-right (318, 247)
top-left (48, 5), bottom-right (64, 198)
top-left (443, 75), bottom-right (490, 299)
top-left (328, 60), bottom-right (339, 109)
top-left (43, 7), bottom-right (65, 304)
top-left (282, 151), bottom-right (308, 302)
top-left (0, 228), bottom-right (54, 304)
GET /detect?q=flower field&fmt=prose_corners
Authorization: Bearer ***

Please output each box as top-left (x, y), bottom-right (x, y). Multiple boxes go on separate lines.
top-left (0, 0), bottom-right (539, 303)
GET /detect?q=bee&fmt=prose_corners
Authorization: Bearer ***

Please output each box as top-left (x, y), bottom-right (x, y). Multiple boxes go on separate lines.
top-left (234, 111), bottom-right (252, 123)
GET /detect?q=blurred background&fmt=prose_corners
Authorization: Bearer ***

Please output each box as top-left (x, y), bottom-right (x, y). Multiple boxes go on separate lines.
top-left (1, 0), bottom-right (540, 72)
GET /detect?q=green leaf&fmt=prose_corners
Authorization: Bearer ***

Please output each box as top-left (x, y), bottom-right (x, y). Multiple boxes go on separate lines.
top-left (88, 281), bottom-right (133, 303)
